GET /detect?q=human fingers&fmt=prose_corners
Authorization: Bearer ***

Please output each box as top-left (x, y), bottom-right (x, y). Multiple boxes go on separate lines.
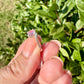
top-left (25, 40), bottom-right (61, 84)
top-left (38, 56), bottom-right (64, 84)
top-left (0, 35), bottom-right (41, 84)
top-left (38, 40), bottom-right (72, 84)
top-left (52, 70), bottom-right (72, 84)
top-left (41, 40), bottom-right (61, 62)
top-left (38, 57), bottom-right (72, 84)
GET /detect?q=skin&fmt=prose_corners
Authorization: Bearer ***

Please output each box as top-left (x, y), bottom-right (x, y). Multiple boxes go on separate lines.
top-left (0, 35), bottom-right (72, 84)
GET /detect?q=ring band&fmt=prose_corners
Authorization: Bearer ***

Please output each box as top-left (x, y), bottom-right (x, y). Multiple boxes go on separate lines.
top-left (27, 29), bottom-right (41, 48)
top-left (35, 33), bottom-right (41, 48)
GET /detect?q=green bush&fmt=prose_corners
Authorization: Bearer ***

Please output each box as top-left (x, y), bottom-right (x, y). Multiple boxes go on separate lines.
top-left (0, 0), bottom-right (84, 83)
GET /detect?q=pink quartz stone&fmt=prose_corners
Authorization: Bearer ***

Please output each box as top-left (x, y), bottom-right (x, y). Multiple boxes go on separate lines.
top-left (27, 29), bottom-right (35, 37)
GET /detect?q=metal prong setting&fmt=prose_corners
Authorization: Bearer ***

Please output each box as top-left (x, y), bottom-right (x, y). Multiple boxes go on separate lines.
top-left (27, 29), bottom-right (41, 49)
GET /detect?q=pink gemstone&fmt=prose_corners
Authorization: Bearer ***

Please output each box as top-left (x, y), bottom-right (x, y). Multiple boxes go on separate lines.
top-left (27, 29), bottom-right (35, 37)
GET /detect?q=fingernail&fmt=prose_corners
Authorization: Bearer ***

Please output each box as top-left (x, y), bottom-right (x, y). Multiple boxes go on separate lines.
top-left (22, 36), bottom-right (41, 58)
top-left (66, 70), bottom-right (72, 77)
top-left (50, 40), bottom-right (61, 50)
top-left (50, 56), bottom-right (63, 66)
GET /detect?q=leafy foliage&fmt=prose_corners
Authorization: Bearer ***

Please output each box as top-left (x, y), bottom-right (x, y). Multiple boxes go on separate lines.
top-left (0, 0), bottom-right (84, 83)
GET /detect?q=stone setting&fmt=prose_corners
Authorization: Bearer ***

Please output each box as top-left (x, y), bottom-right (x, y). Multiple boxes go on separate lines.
top-left (27, 29), bottom-right (35, 37)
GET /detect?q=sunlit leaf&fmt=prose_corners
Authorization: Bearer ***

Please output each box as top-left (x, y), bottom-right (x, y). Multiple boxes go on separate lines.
top-left (81, 61), bottom-right (84, 71)
top-left (76, 0), bottom-right (84, 12)
top-left (59, 0), bottom-right (75, 19)
top-left (49, 3), bottom-right (58, 12)
top-left (78, 10), bottom-right (84, 22)
top-left (72, 38), bottom-right (81, 43)
top-left (72, 50), bottom-right (81, 61)
top-left (56, 0), bottom-right (65, 7)
top-left (76, 20), bottom-right (84, 30)
top-left (35, 14), bottom-right (40, 23)
top-left (60, 48), bottom-right (69, 59)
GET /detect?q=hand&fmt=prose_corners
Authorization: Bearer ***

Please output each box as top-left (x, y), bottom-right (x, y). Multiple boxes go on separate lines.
top-left (0, 35), bottom-right (72, 84)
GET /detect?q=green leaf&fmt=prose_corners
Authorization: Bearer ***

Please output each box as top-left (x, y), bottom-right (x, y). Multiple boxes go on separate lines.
top-left (78, 10), bottom-right (84, 22)
top-left (59, 0), bottom-right (75, 19)
top-left (72, 50), bottom-right (81, 61)
top-left (63, 42), bottom-right (72, 54)
top-left (64, 22), bottom-right (76, 31)
top-left (81, 61), bottom-right (84, 71)
top-left (72, 38), bottom-right (81, 43)
top-left (76, 20), bottom-right (84, 30)
top-left (60, 53), bottom-right (65, 62)
top-left (53, 31), bottom-right (65, 40)
top-left (49, 3), bottom-right (58, 12)
top-left (48, 11), bottom-right (57, 19)
top-left (76, 0), bottom-right (84, 12)
top-left (36, 10), bottom-right (56, 19)
top-left (50, 26), bottom-right (65, 40)
top-left (50, 25), bottom-right (64, 34)
top-left (35, 10), bottom-right (48, 17)
top-left (80, 69), bottom-right (84, 82)
top-left (68, 42), bottom-right (77, 50)
top-left (35, 14), bottom-right (40, 24)
top-left (56, 0), bottom-right (65, 7)
top-left (66, 61), bottom-right (81, 76)
top-left (41, 5), bottom-right (48, 10)
top-left (60, 48), bottom-right (69, 59)
top-left (34, 5), bottom-right (41, 10)
top-left (64, 22), bottom-right (76, 40)
top-left (73, 77), bottom-right (80, 84)
top-left (82, 41), bottom-right (84, 47)
top-left (72, 38), bottom-right (81, 50)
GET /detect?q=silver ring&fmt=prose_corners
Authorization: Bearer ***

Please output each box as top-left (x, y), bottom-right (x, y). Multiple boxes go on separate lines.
top-left (27, 29), bottom-right (41, 48)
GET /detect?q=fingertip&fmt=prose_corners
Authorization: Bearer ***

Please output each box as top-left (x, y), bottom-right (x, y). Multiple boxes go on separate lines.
top-left (41, 40), bottom-right (61, 62)
top-left (64, 70), bottom-right (72, 79)
top-left (50, 40), bottom-right (61, 50)
top-left (15, 34), bottom-right (41, 58)
top-left (39, 57), bottom-right (64, 83)
top-left (52, 70), bottom-right (72, 84)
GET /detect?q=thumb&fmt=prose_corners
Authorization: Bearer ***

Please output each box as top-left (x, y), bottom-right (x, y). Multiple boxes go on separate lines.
top-left (0, 36), bottom-right (41, 84)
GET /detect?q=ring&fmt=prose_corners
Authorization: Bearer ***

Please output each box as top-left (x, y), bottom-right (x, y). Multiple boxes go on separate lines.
top-left (27, 29), bottom-right (41, 48)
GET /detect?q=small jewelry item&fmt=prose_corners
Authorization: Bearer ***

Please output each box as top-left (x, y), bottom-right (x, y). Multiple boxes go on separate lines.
top-left (27, 29), bottom-right (41, 49)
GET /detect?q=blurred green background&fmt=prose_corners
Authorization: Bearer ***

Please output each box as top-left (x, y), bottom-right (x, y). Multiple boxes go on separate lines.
top-left (0, 0), bottom-right (84, 83)
top-left (0, 0), bottom-right (16, 67)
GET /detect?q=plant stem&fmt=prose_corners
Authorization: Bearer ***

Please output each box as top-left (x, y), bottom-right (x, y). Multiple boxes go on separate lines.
top-left (56, 12), bottom-right (61, 24)
top-left (74, 27), bottom-right (84, 34)
top-left (64, 30), bottom-right (70, 35)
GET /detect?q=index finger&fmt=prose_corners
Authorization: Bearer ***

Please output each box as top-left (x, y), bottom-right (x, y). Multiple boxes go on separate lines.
top-left (8, 35), bottom-right (42, 83)
top-left (41, 40), bottom-right (61, 62)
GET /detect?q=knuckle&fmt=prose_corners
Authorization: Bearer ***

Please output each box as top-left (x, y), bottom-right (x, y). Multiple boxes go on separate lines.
top-left (8, 59), bottom-right (24, 78)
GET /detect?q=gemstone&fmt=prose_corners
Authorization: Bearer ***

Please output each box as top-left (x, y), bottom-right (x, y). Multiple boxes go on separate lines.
top-left (27, 29), bottom-right (35, 37)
